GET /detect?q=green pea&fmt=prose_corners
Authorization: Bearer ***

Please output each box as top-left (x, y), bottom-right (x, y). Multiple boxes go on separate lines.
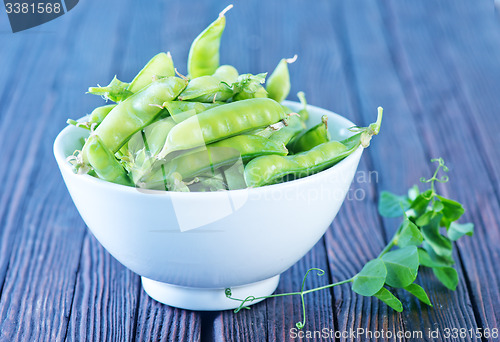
top-left (157, 98), bottom-right (287, 158)
top-left (89, 76), bottom-right (187, 154)
top-left (232, 73), bottom-right (268, 101)
top-left (266, 55), bottom-right (297, 103)
top-left (144, 134), bottom-right (287, 188)
top-left (297, 91), bottom-right (309, 121)
top-left (269, 114), bottom-right (306, 146)
top-left (187, 5), bottom-right (233, 78)
top-left (178, 75), bottom-right (233, 102)
top-left (288, 115), bottom-right (330, 153)
top-left (213, 65), bottom-right (239, 84)
top-left (244, 108), bottom-right (383, 187)
top-left (88, 76), bottom-right (132, 103)
top-left (82, 135), bottom-right (132, 186)
top-left (127, 52), bottom-right (175, 93)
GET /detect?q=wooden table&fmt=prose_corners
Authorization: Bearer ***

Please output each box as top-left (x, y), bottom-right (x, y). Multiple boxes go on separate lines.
top-left (1, 0), bottom-right (499, 340)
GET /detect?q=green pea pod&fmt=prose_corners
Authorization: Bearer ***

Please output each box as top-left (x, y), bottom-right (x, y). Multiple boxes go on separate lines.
top-left (244, 107), bottom-right (383, 187)
top-left (67, 104), bottom-right (117, 130)
top-left (232, 73), bottom-right (268, 101)
top-left (266, 55), bottom-right (297, 103)
top-left (89, 76), bottom-right (187, 154)
top-left (88, 104), bottom-right (117, 127)
top-left (157, 98), bottom-right (287, 158)
top-left (127, 52), bottom-right (175, 93)
top-left (213, 65), bottom-right (239, 84)
top-left (144, 134), bottom-right (287, 188)
top-left (88, 76), bottom-right (132, 103)
top-left (178, 76), bottom-right (233, 102)
top-left (288, 115), bottom-right (330, 153)
top-left (187, 5), bottom-right (232, 78)
top-left (82, 135), bottom-right (132, 186)
top-left (269, 115), bottom-right (306, 146)
top-left (297, 91), bottom-right (309, 121)
top-left (163, 100), bottom-right (222, 118)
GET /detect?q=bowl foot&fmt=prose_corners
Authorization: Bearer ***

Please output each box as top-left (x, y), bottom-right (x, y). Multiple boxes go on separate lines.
top-left (141, 275), bottom-right (280, 311)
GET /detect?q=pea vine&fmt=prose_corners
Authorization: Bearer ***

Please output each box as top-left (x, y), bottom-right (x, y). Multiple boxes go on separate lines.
top-left (225, 158), bottom-right (474, 329)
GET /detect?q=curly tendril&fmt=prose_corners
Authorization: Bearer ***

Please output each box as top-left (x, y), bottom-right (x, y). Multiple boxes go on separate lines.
top-left (420, 158), bottom-right (449, 200)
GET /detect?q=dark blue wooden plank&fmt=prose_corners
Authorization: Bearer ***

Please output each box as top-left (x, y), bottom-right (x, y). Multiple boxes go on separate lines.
top-left (324, 0), bottom-right (482, 340)
top-left (377, 0), bottom-right (500, 337)
top-left (378, 2), bottom-right (500, 336)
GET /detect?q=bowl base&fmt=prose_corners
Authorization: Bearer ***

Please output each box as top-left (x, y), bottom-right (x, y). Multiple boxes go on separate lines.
top-left (141, 275), bottom-right (280, 311)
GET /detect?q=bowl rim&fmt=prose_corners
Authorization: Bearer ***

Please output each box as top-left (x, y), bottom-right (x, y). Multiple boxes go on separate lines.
top-left (54, 101), bottom-right (364, 196)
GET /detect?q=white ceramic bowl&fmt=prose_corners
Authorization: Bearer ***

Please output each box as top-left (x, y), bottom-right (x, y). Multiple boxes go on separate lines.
top-left (53, 101), bottom-right (363, 310)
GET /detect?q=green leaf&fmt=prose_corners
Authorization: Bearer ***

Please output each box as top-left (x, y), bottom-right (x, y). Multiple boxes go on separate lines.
top-left (404, 283), bottom-right (433, 306)
top-left (381, 246), bottom-right (419, 288)
top-left (418, 248), bottom-right (458, 290)
top-left (378, 191), bottom-right (410, 218)
top-left (408, 185), bottom-right (420, 201)
top-left (395, 219), bottom-right (423, 247)
top-left (432, 200), bottom-right (444, 212)
top-left (410, 190), bottom-right (432, 216)
top-left (418, 248), bottom-right (438, 267)
top-left (374, 287), bottom-right (403, 312)
top-left (422, 242), bottom-right (455, 266)
top-left (352, 259), bottom-right (387, 296)
top-left (436, 195), bottom-right (465, 228)
top-left (432, 266), bottom-right (459, 291)
top-left (420, 213), bottom-right (453, 258)
top-left (447, 222), bottom-right (474, 241)
top-left (415, 211), bottom-right (433, 227)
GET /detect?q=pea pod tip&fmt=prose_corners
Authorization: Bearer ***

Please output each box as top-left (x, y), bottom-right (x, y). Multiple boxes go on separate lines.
top-left (220, 4), bottom-right (233, 17)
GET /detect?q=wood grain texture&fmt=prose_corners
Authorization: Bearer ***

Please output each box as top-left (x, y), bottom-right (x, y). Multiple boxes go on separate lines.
top-left (323, 0), bottom-right (483, 341)
top-left (378, 1), bottom-right (500, 339)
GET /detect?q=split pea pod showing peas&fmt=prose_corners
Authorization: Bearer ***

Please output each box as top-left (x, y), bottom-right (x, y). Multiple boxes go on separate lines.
top-left (127, 52), bottom-right (175, 93)
top-left (187, 4), bottom-right (233, 78)
top-left (157, 98), bottom-right (287, 158)
top-left (244, 108), bottom-right (383, 187)
top-left (88, 76), bottom-right (187, 154)
top-left (288, 115), bottom-right (330, 153)
top-left (143, 134), bottom-right (288, 188)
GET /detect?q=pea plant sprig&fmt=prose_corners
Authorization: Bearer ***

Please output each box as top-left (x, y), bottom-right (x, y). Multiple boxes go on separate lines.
top-left (225, 158), bottom-right (474, 329)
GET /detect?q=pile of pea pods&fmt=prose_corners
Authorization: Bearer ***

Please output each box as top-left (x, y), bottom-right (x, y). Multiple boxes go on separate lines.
top-left (68, 5), bottom-right (382, 192)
